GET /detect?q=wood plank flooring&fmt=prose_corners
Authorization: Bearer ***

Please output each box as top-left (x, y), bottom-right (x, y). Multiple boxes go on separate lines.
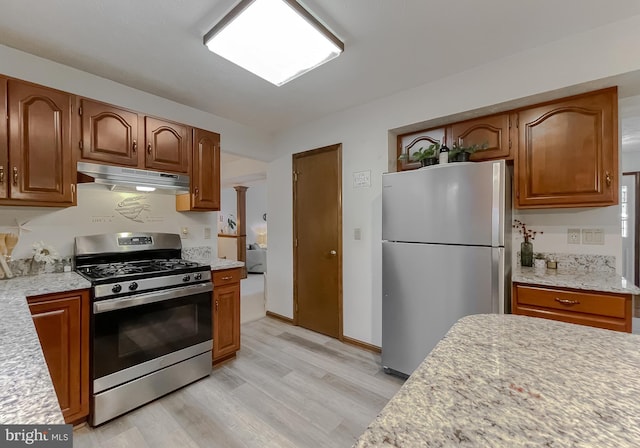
top-left (73, 317), bottom-right (405, 448)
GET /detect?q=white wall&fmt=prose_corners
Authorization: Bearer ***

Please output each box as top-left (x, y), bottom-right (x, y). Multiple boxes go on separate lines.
top-left (267, 15), bottom-right (640, 346)
top-left (0, 44), bottom-right (273, 161)
top-left (512, 208), bottom-right (621, 271)
top-left (245, 181), bottom-right (267, 245)
top-left (0, 185), bottom-right (217, 260)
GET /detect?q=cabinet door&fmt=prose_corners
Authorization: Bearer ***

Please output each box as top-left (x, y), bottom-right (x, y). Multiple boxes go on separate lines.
top-left (28, 291), bottom-right (90, 424)
top-left (144, 117), bottom-right (189, 173)
top-left (0, 77), bottom-right (7, 199)
top-left (192, 128), bottom-right (220, 210)
top-left (515, 88), bottom-right (617, 208)
top-left (213, 282), bottom-right (240, 361)
top-left (448, 113), bottom-right (513, 161)
top-left (397, 127), bottom-right (446, 171)
top-left (8, 80), bottom-right (74, 203)
top-left (79, 99), bottom-right (140, 166)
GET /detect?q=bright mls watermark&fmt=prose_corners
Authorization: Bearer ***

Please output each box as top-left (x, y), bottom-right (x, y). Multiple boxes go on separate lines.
top-left (0, 425), bottom-right (72, 447)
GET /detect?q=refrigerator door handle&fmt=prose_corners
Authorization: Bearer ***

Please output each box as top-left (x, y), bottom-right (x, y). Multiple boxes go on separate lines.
top-left (492, 247), bottom-right (505, 314)
top-left (491, 161), bottom-right (505, 247)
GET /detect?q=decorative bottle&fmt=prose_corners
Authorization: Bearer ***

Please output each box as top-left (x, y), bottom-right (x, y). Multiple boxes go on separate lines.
top-left (439, 143), bottom-right (449, 165)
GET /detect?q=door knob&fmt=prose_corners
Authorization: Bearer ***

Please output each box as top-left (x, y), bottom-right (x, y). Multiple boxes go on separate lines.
top-left (330, 250), bottom-right (337, 255)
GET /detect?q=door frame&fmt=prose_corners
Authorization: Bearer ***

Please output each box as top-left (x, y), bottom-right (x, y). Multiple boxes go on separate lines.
top-left (292, 143), bottom-right (343, 340)
top-left (623, 171), bottom-right (640, 286)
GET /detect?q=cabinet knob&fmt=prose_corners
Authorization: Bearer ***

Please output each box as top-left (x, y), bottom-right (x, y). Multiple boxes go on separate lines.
top-left (12, 167), bottom-right (18, 186)
top-left (215, 299), bottom-right (219, 311)
top-left (194, 187), bottom-right (199, 197)
top-left (605, 171), bottom-right (611, 186)
top-left (0, 166), bottom-right (4, 183)
top-left (147, 143), bottom-right (152, 154)
top-left (132, 140), bottom-right (137, 154)
top-left (330, 250), bottom-right (337, 255)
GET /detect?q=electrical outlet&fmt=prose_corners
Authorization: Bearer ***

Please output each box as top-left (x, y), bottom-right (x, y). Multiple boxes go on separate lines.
top-left (354, 228), bottom-right (361, 240)
top-left (180, 226), bottom-right (189, 239)
top-left (204, 227), bottom-right (211, 240)
top-left (567, 228), bottom-right (581, 244)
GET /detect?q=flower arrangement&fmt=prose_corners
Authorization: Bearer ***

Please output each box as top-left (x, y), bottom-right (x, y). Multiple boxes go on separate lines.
top-left (31, 241), bottom-right (59, 270)
top-left (512, 219), bottom-right (543, 243)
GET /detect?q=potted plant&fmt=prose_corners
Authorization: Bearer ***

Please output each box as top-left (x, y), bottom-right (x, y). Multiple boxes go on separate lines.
top-left (449, 142), bottom-right (489, 162)
top-left (513, 219), bottom-right (543, 267)
top-left (399, 143), bottom-right (440, 167)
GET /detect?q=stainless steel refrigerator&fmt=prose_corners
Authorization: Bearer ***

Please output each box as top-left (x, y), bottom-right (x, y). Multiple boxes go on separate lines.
top-left (382, 160), bottom-right (511, 377)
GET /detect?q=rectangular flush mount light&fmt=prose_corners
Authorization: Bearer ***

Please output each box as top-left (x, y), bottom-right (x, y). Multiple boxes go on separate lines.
top-left (204, 0), bottom-right (344, 86)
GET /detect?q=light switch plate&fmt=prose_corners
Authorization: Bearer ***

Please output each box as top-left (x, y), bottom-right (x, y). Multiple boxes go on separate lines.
top-left (354, 228), bottom-right (361, 240)
top-left (567, 228), bottom-right (581, 244)
top-left (582, 228), bottom-right (604, 245)
top-left (204, 227), bottom-right (211, 240)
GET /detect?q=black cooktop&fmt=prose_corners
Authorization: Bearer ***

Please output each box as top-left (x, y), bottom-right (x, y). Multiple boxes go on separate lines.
top-left (76, 259), bottom-right (209, 282)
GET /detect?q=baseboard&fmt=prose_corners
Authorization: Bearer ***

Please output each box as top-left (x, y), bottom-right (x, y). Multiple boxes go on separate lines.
top-left (266, 311), bottom-right (294, 324)
top-left (342, 335), bottom-right (381, 353)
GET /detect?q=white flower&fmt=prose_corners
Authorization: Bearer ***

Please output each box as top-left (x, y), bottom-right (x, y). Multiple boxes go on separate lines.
top-left (32, 241), bottom-right (59, 264)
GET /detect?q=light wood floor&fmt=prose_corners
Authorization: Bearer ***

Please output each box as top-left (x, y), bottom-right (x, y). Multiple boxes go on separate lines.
top-left (73, 317), bottom-right (405, 448)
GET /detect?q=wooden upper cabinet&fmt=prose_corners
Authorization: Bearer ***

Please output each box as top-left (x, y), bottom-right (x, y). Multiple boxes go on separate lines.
top-left (448, 113), bottom-right (514, 161)
top-left (177, 128), bottom-right (220, 211)
top-left (7, 79), bottom-right (74, 204)
top-left (0, 77), bottom-right (7, 200)
top-left (144, 117), bottom-right (189, 174)
top-left (515, 88), bottom-right (618, 208)
top-left (79, 99), bottom-right (140, 166)
top-left (397, 127), bottom-right (446, 171)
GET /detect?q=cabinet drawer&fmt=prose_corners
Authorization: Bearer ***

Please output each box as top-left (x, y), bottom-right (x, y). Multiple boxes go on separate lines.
top-left (213, 268), bottom-right (242, 286)
top-left (515, 285), bottom-right (627, 318)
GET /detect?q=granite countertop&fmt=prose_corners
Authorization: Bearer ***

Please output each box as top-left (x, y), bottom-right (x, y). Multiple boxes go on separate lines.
top-left (513, 265), bottom-right (640, 295)
top-left (211, 258), bottom-right (245, 270)
top-left (355, 314), bottom-right (640, 447)
top-left (0, 272), bottom-right (91, 424)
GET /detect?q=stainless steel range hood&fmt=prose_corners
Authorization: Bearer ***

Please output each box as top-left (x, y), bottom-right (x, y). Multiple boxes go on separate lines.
top-left (77, 162), bottom-right (190, 194)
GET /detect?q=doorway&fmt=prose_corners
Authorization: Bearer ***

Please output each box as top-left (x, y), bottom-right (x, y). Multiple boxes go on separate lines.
top-left (292, 144), bottom-right (342, 339)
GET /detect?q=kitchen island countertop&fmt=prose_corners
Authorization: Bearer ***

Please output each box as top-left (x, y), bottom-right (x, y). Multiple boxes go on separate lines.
top-left (355, 314), bottom-right (640, 447)
top-left (0, 272), bottom-right (91, 424)
top-left (513, 265), bottom-right (640, 295)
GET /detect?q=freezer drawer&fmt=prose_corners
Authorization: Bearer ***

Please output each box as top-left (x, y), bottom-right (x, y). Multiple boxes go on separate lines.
top-left (382, 242), bottom-right (502, 377)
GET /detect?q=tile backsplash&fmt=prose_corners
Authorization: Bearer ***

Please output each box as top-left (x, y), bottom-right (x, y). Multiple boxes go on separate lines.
top-left (515, 251), bottom-right (616, 273)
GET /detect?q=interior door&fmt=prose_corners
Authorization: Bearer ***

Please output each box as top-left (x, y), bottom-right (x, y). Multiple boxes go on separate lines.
top-left (293, 144), bottom-right (342, 338)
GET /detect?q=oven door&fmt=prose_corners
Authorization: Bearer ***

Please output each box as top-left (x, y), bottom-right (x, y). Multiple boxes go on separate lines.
top-left (93, 282), bottom-right (212, 393)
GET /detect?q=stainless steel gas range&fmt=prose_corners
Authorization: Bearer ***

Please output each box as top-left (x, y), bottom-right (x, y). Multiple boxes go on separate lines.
top-left (74, 232), bottom-right (213, 426)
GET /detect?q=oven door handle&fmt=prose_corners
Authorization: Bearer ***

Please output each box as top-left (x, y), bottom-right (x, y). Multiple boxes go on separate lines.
top-left (94, 283), bottom-right (213, 314)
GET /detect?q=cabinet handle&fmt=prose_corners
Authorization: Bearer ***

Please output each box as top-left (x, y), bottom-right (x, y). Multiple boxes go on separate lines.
top-left (12, 167), bottom-right (18, 186)
top-left (194, 187), bottom-right (199, 197)
top-left (555, 298), bottom-right (580, 306)
top-left (132, 140), bottom-right (137, 154)
top-left (221, 276), bottom-right (232, 280)
top-left (215, 299), bottom-right (218, 311)
top-left (605, 171), bottom-right (611, 186)
top-left (147, 143), bottom-right (152, 154)
top-left (0, 166), bottom-right (4, 183)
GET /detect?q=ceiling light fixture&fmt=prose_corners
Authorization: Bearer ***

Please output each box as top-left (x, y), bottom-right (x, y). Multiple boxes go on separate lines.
top-left (203, 0), bottom-right (344, 86)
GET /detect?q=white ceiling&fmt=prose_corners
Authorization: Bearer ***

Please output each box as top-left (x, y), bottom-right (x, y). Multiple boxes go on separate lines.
top-left (1, 0), bottom-right (640, 134)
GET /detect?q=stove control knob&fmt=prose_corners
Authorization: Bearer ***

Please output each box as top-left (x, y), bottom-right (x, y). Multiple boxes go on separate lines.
top-left (183, 275), bottom-right (191, 282)
top-left (112, 284), bottom-right (122, 294)
top-left (129, 282), bottom-right (139, 291)
top-left (194, 273), bottom-right (202, 280)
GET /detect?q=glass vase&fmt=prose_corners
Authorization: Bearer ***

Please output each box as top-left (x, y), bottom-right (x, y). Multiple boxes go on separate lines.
top-left (520, 241), bottom-right (533, 267)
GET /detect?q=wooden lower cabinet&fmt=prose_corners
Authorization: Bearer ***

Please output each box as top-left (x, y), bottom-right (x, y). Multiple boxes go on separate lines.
top-left (512, 283), bottom-right (631, 333)
top-left (27, 290), bottom-right (90, 424)
top-left (212, 268), bottom-right (241, 364)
